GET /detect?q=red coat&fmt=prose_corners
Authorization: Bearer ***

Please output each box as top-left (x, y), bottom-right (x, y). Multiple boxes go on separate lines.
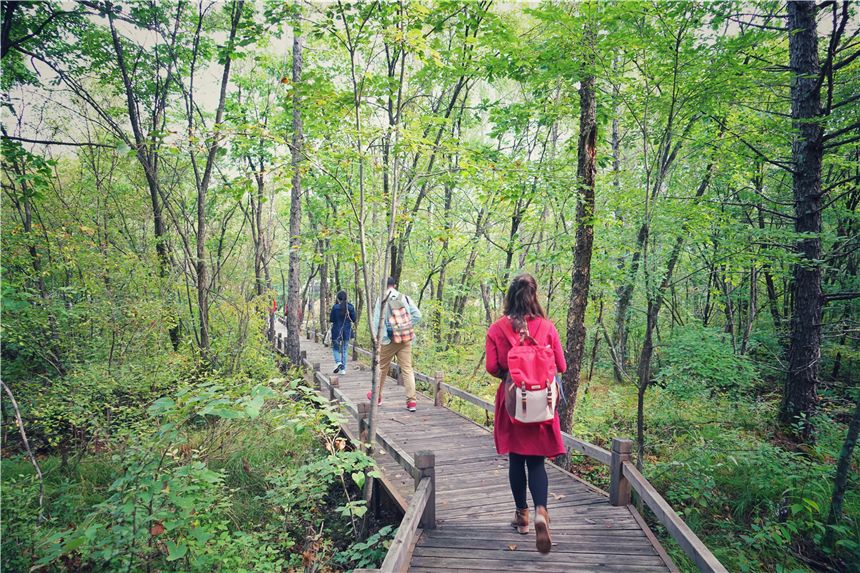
top-left (486, 316), bottom-right (567, 458)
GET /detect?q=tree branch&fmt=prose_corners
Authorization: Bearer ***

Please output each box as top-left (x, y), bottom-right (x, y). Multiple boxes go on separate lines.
top-left (1, 135), bottom-right (113, 148)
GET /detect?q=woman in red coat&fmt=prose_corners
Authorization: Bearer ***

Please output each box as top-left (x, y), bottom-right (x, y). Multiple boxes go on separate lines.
top-left (486, 273), bottom-right (566, 554)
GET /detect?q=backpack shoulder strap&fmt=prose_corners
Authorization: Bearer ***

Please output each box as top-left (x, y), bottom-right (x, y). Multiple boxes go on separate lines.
top-left (500, 317), bottom-right (522, 349)
top-left (530, 317), bottom-right (547, 342)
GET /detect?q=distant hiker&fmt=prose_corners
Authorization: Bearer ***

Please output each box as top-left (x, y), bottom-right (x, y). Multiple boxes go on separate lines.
top-left (370, 277), bottom-right (422, 411)
top-left (485, 273), bottom-right (566, 554)
top-left (329, 290), bottom-right (357, 374)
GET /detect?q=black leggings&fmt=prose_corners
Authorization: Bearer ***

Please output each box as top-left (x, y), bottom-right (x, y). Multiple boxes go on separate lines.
top-left (508, 453), bottom-right (548, 510)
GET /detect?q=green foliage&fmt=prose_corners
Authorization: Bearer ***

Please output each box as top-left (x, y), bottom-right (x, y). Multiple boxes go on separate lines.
top-left (654, 326), bottom-right (763, 398)
top-left (3, 373), bottom-right (381, 572)
top-left (333, 524), bottom-right (397, 570)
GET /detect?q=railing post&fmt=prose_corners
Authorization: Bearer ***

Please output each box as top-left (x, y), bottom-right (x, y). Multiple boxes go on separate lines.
top-left (314, 328), bottom-right (319, 344)
top-left (300, 349), bottom-right (307, 360)
top-left (414, 451), bottom-right (436, 529)
top-left (352, 341), bottom-right (358, 361)
top-left (330, 374), bottom-right (339, 401)
top-left (609, 438), bottom-right (633, 506)
top-left (394, 363), bottom-right (403, 386)
top-left (357, 402), bottom-right (369, 442)
top-left (277, 333), bottom-right (283, 352)
top-left (313, 362), bottom-right (320, 373)
top-left (434, 371), bottom-right (444, 407)
top-left (306, 325), bottom-right (310, 340)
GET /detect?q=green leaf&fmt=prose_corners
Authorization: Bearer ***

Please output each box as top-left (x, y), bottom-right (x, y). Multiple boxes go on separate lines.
top-left (148, 398), bottom-right (175, 416)
top-left (351, 471), bottom-right (366, 489)
top-left (245, 394), bottom-right (265, 418)
top-left (166, 541), bottom-right (188, 561)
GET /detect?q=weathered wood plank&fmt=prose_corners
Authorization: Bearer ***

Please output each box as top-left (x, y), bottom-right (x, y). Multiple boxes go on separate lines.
top-left (562, 431), bottom-right (612, 466)
top-left (380, 477), bottom-right (432, 573)
top-left (415, 536), bottom-right (659, 554)
top-left (409, 554), bottom-right (668, 570)
top-left (440, 382), bottom-right (494, 411)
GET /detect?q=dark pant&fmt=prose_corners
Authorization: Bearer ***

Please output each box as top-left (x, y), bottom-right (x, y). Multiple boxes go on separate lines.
top-left (508, 453), bottom-right (548, 510)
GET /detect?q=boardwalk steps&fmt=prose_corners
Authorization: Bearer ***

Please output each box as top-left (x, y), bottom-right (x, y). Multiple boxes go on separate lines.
top-left (270, 317), bottom-right (727, 573)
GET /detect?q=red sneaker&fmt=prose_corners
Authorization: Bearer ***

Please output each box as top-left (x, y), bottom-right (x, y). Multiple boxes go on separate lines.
top-left (367, 391), bottom-right (382, 406)
top-left (406, 400), bottom-right (417, 412)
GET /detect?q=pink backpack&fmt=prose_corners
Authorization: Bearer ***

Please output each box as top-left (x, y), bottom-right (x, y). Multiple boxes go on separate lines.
top-left (502, 318), bottom-right (558, 425)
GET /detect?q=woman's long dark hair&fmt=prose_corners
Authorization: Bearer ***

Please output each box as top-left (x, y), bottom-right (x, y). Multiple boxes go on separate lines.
top-left (336, 290), bottom-right (349, 321)
top-left (504, 273), bottom-right (546, 334)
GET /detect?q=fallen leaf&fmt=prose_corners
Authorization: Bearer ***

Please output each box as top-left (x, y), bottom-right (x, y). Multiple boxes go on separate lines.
top-left (507, 544), bottom-right (517, 551)
top-left (150, 522), bottom-right (165, 537)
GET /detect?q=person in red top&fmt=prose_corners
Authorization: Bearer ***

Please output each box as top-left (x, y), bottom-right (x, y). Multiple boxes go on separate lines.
top-left (486, 273), bottom-right (566, 554)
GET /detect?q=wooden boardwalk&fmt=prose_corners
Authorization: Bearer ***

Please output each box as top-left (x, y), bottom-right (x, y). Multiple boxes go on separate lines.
top-left (274, 321), bottom-right (678, 573)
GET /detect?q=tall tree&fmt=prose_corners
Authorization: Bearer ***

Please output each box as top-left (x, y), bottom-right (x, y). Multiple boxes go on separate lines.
top-left (559, 40), bottom-right (597, 432)
top-left (778, 0), bottom-right (824, 437)
top-left (286, 3), bottom-right (304, 364)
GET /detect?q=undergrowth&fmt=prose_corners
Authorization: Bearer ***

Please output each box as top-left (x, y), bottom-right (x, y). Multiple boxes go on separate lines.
top-left (2, 357), bottom-right (397, 572)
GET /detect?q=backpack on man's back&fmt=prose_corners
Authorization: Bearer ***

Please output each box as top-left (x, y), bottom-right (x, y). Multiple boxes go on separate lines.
top-left (386, 293), bottom-right (415, 344)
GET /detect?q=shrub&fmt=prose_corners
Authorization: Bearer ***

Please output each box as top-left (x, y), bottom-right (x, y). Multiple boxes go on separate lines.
top-left (655, 326), bottom-right (762, 398)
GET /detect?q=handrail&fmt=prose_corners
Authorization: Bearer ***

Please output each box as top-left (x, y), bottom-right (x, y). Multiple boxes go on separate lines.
top-left (623, 461), bottom-right (727, 573)
top-left (380, 476), bottom-right (433, 573)
top-left (283, 325), bottom-right (726, 573)
top-left (373, 430), bottom-right (419, 481)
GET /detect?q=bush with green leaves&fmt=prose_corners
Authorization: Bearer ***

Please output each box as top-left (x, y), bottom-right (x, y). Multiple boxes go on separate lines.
top-left (654, 325), bottom-right (762, 398)
top-left (3, 374), bottom-right (383, 572)
top-left (333, 524), bottom-right (397, 570)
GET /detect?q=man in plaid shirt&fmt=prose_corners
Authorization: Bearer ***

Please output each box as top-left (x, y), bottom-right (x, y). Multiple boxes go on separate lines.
top-left (371, 277), bottom-right (423, 411)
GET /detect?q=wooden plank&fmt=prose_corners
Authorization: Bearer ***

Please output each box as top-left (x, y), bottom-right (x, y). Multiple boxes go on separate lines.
top-left (562, 431), bottom-right (612, 466)
top-left (418, 526), bottom-right (649, 541)
top-left (375, 431), bottom-right (419, 480)
top-left (441, 382), bottom-right (494, 411)
top-left (408, 553), bottom-right (668, 569)
top-left (622, 461), bottom-right (727, 573)
top-left (415, 535), bottom-right (659, 554)
top-left (380, 477), bottom-right (432, 573)
top-left (341, 421), bottom-right (410, 513)
top-left (409, 565), bottom-right (666, 573)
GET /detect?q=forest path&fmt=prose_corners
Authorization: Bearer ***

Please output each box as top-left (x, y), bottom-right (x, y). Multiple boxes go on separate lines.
top-left (274, 321), bottom-right (675, 572)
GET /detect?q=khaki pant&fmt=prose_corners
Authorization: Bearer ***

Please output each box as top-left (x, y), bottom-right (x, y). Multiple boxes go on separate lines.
top-left (379, 341), bottom-right (416, 402)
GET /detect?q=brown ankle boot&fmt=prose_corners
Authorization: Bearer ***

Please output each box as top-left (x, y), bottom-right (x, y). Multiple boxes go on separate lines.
top-left (510, 508), bottom-right (529, 534)
top-left (534, 506), bottom-right (552, 553)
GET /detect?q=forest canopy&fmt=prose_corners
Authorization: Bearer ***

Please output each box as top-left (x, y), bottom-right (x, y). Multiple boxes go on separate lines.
top-left (1, 1), bottom-right (858, 572)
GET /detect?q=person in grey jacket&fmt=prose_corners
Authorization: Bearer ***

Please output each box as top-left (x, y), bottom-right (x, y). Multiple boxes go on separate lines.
top-left (370, 277), bottom-right (422, 411)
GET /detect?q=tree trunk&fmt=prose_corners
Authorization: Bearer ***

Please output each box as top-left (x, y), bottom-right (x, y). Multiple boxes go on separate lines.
top-left (286, 5), bottom-right (303, 364)
top-left (559, 71), bottom-right (597, 434)
top-left (434, 177), bottom-right (453, 344)
top-left (105, 8), bottom-right (180, 350)
top-left (610, 71), bottom-right (627, 383)
top-left (319, 245), bottom-right (329, 335)
top-left (192, 0), bottom-right (243, 363)
top-left (779, 1), bottom-right (824, 439)
top-left (826, 393), bottom-right (860, 539)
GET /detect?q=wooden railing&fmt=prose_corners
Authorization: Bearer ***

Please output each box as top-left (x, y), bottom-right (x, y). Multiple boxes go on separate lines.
top-left (267, 323), bottom-right (436, 573)
top-left (293, 325), bottom-right (726, 573)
